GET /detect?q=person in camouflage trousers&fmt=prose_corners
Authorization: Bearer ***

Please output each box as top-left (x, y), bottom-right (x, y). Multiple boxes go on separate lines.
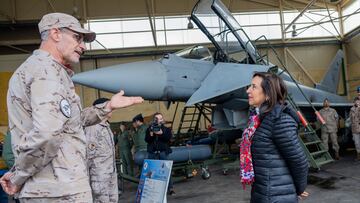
top-left (0, 13), bottom-right (143, 202)
top-left (319, 98), bottom-right (340, 160)
top-left (350, 97), bottom-right (360, 161)
top-left (85, 98), bottom-right (118, 203)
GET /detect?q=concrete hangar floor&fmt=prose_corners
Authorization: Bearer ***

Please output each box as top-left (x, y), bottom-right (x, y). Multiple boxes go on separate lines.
top-left (119, 152), bottom-right (360, 203)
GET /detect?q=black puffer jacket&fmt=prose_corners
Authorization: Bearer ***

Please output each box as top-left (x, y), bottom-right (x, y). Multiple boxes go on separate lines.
top-left (251, 103), bottom-right (308, 203)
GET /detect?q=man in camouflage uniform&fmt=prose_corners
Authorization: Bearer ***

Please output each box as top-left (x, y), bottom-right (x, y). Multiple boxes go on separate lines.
top-left (118, 123), bottom-right (133, 176)
top-left (350, 97), bottom-right (360, 161)
top-left (0, 13), bottom-right (143, 202)
top-left (85, 98), bottom-right (118, 203)
top-left (319, 98), bottom-right (340, 160)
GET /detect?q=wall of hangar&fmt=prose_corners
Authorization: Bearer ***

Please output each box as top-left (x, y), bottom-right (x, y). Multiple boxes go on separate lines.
top-left (345, 34), bottom-right (360, 98)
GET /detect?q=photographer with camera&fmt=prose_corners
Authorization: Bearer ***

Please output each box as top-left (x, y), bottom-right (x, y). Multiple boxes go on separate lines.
top-left (145, 112), bottom-right (175, 195)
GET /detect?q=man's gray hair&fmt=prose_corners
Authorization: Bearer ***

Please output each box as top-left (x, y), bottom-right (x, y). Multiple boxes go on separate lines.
top-left (40, 30), bottom-right (50, 41)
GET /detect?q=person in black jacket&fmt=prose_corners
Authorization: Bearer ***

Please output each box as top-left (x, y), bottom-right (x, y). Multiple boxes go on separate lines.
top-left (241, 72), bottom-right (309, 203)
top-left (145, 112), bottom-right (174, 195)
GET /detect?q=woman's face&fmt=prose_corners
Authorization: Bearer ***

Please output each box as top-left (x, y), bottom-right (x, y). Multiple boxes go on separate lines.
top-left (247, 76), bottom-right (266, 107)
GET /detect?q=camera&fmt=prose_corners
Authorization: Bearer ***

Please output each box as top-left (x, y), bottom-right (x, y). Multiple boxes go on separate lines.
top-left (150, 118), bottom-right (162, 133)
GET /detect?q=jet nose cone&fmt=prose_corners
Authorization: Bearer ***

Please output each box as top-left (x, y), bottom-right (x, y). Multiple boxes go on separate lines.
top-left (72, 61), bottom-right (167, 100)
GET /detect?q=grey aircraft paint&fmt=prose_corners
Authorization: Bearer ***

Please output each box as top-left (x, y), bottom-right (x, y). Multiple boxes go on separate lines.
top-left (72, 0), bottom-right (352, 130)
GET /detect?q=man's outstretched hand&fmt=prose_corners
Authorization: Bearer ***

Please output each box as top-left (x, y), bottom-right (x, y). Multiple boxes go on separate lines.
top-left (0, 172), bottom-right (21, 195)
top-left (106, 90), bottom-right (144, 111)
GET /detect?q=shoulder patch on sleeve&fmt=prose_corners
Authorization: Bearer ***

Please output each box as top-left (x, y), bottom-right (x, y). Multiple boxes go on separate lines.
top-left (60, 99), bottom-right (71, 118)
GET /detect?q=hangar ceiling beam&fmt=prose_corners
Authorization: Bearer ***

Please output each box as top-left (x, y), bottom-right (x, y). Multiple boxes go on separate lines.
top-left (279, 0), bottom-right (289, 68)
top-left (292, 9), bottom-right (360, 34)
top-left (247, 0), bottom-right (279, 8)
top-left (324, 0), bottom-right (341, 38)
top-left (296, 8), bottom-right (341, 40)
top-left (145, 0), bottom-right (157, 47)
top-left (343, 25), bottom-right (360, 42)
top-left (340, 0), bottom-right (352, 8)
top-left (289, 0), bottom-right (337, 9)
top-left (284, 0), bottom-right (318, 32)
top-left (2, 44), bottom-right (31, 54)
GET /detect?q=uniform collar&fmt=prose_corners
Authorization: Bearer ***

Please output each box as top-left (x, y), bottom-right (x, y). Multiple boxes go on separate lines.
top-left (34, 49), bottom-right (75, 77)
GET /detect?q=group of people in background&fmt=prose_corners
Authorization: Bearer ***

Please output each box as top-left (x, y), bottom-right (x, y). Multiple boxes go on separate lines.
top-left (350, 87), bottom-right (360, 161)
top-left (317, 86), bottom-right (360, 161)
top-left (116, 112), bottom-right (175, 195)
top-left (83, 109), bottom-right (175, 202)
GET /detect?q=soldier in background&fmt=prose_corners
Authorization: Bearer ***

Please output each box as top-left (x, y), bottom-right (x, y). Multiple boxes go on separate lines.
top-left (0, 12), bottom-right (143, 202)
top-left (85, 98), bottom-right (118, 203)
top-left (2, 129), bottom-right (15, 171)
top-left (118, 123), bottom-right (134, 176)
top-left (131, 114), bottom-right (147, 176)
top-left (2, 129), bottom-right (19, 203)
top-left (132, 114), bottom-right (148, 154)
top-left (350, 97), bottom-right (360, 161)
top-left (319, 98), bottom-right (340, 160)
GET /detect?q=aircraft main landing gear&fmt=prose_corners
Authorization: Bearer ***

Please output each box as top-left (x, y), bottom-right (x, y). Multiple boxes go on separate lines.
top-left (201, 166), bottom-right (211, 179)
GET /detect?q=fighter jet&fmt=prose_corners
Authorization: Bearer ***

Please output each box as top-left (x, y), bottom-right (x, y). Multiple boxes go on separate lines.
top-left (73, 0), bottom-right (352, 130)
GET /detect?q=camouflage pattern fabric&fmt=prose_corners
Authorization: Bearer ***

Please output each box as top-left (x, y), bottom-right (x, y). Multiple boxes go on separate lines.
top-left (319, 107), bottom-right (339, 153)
top-left (19, 191), bottom-right (92, 203)
top-left (350, 105), bottom-right (360, 134)
top-left (7, 49), bottom-right (110, 199)
top-left (319, 107), bottom-right (339, 133)
top-left (85, 122), bottom-right (118, 203)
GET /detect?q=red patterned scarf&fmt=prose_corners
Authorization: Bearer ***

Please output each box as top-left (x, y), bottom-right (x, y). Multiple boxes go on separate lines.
top-left (240, 109), bottom-right (261, 189)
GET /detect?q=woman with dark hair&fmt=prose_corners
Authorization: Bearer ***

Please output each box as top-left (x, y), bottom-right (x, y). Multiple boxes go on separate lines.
top-left (240, 72), bottom-right (309, 203)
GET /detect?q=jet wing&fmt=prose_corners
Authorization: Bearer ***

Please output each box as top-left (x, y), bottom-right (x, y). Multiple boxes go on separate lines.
top-left (186, 63), bottom-right (271, 106)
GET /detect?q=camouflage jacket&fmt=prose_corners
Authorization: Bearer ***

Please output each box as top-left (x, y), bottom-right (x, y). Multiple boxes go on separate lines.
top-left (350, 106), bottom-right (360, 134)
top-left (7, 49), bottom-right (110, 198)
top-left (85, 121), bottom-right (118, 203)
top-left (319, 107), bottom-right (339, 133)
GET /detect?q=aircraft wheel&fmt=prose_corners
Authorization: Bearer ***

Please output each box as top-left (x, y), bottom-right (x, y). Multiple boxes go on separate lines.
top-left (201, 167), bottom-right (211, 180)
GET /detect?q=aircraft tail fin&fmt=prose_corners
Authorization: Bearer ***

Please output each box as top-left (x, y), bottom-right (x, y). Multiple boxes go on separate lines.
top-left (315, 50), bottom-right (344, 94)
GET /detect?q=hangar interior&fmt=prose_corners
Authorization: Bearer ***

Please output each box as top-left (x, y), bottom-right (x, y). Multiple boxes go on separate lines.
top-left (0, 0), bottom-right (359, 135)
top-left (1, 0), bottom-right (360, 202)
top-left (0, 0), bottom-right (359, 133)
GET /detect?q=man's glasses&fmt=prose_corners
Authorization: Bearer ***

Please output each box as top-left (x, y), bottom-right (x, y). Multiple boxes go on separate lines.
top-left (59, 28), bottom-right (84, 44)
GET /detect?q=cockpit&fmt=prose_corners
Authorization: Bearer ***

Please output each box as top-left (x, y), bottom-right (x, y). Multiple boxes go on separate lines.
top-left (189, 0), bottom-right (261, 64)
